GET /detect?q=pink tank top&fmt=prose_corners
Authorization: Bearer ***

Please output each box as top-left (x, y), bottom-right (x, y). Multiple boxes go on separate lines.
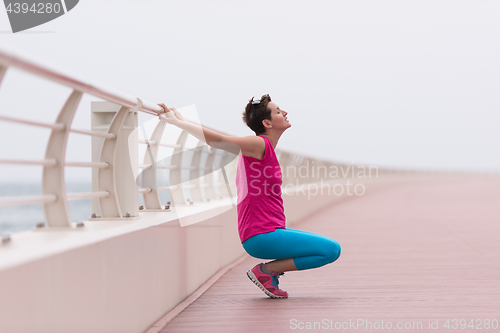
top-left (235, 135), bottom-right (286, 243)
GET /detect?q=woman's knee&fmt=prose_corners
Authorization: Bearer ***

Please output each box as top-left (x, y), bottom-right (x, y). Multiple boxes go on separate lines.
top-left (324, 239), bottom-right (341, 264)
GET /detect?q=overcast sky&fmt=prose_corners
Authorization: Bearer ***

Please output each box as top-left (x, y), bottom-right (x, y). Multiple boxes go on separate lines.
top-left (0, 0), bottom-right (499, 183)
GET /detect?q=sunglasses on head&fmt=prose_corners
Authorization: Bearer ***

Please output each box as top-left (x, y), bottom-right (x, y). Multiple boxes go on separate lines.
top-left (251, 94), bottom-right (269, 105)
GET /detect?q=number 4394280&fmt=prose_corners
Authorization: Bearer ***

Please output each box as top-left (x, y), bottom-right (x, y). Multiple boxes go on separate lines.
top-left (443, 319), bottom-right (498, 330)
top-left (6, 3), bottom-right (62, 14)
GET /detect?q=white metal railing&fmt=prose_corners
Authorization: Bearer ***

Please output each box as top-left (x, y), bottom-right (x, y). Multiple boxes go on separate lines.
top-left (0, 194), bottom-right (57, 207)
top-left (0, 46), bottom-right (164, 227)
top-left (0, 45), bottom-right (435, 230)
top-left (0, 46), bottom-right (248, 228)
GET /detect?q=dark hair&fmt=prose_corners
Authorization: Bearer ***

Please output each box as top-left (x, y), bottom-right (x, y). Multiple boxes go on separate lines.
top-left (241, 94), bottom-right (272, 135)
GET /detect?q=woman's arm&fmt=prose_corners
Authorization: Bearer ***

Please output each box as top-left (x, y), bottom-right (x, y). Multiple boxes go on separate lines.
top-left (157, 104), bottom-right (264, 157)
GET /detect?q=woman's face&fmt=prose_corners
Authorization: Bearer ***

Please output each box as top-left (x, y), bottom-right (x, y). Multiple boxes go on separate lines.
top-left (266, 101), bottom-right (291, 131)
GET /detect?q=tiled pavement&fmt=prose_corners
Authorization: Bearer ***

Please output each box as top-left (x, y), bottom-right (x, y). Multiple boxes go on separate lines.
top-left (158, 176), bottom-right (500, 332)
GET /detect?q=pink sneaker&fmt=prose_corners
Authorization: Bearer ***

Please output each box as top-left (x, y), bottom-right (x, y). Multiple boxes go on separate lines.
top-left (247, 263), bottom-right (288, 298)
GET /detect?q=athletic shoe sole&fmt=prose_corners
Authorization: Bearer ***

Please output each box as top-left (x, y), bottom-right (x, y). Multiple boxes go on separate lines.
top-left (246, 270), bottom-right (288, 299)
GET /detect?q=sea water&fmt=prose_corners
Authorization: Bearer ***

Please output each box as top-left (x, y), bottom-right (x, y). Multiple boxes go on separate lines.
top-left (0, 182), bottom-right (93, 234)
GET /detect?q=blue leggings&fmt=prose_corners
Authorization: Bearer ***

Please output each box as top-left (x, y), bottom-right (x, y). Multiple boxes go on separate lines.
top-left (242, 228), bottom-right (341, 271)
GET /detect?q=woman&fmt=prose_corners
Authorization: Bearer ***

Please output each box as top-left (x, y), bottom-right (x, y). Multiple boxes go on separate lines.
top-left (158, 94), bottom-right (341, 299)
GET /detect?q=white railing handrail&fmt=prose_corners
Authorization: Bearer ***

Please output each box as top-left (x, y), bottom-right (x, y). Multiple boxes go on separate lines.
top-left (0, 45), bottom-right (163, 116)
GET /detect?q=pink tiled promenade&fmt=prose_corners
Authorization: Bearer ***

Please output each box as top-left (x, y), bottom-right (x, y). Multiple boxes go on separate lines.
top-left (157, 176), bottom-right (500, 332)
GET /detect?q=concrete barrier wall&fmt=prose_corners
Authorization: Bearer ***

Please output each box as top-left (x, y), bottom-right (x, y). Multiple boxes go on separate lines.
top-left (0, 175), bottom-right (441, 333)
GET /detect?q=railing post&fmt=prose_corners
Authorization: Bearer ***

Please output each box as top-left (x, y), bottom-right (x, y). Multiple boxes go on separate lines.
top-left (202, 147), bottom-right (217, 201)
top-left (141, 120), bottom-right (166, 210)
top-left (218, 150), bottom-right (238, 202)
top-left (188, 141), bottom-right (206, 202)
top-left (169, 130), bottom-right (188, 206)
top-left (225, 150), bottom-right (238, 200)
top-left (213, 149), bottom-right (226, 199)
top-left (91, 101), bottom-right (138, 218)
top-left (42, 89), bottom-right (83, 228)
